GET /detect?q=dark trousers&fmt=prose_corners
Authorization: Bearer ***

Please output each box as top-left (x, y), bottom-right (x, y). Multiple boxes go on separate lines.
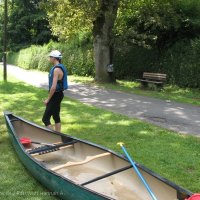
top-left (42, 91), bottom-right (64, 126)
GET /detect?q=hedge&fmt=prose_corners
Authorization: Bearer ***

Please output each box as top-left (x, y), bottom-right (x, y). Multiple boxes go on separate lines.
top-left (114, 38), bottom-right (200, 88)
top-left (8, 39), bottom-right (94, 77)
top-left (7, 37), bottom-right (200, 88)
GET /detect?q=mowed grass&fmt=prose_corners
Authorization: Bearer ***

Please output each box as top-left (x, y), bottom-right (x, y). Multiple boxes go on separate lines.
top-left (0, 70), bottom-right (200, 200)
top-left (69, 75), bottom-right (200, 106)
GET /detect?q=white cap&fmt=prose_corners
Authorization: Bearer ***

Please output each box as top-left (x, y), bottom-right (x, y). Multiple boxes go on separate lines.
top-left (49, 50), bottom-right (62, 58)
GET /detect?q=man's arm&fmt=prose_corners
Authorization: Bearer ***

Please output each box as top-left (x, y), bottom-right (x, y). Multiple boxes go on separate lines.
top-left (44, 68), bottom-right (61, 105)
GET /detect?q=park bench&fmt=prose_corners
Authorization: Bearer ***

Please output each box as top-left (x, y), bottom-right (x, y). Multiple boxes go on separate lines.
top-left (136, 72), bottom-right (167, 88)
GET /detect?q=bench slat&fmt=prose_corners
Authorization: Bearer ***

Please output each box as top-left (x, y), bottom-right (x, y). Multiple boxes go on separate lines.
top-left (143, 72), bottom-right (166, 76)
top-left (144, 75), bottom-right (166, 78)
top-left (139, 79), bottom-right (163, 84)
top-left (144, 77), bottom-right (166, 81)
top-left (143, 72), bottom-right (167, 81)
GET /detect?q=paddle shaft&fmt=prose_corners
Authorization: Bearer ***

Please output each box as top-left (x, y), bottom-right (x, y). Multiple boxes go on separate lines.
top-left (31, 141), bottom-right (55, 146)
top-left (32, 145), bottom-right (73, 156)
top-left (120, 145), bottom-right (157, 200)
top-left (20, 137), bottom-right (57, 147)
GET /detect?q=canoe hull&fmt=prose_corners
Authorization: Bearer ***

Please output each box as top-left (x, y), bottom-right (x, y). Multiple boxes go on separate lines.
top-left (4, 112), bottom-right (193, 200)
top-left (5, 114), bottom-right (108, 200)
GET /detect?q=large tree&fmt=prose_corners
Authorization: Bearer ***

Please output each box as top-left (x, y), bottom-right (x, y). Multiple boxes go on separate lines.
top-left (42, 0), bottom-right (119, 83)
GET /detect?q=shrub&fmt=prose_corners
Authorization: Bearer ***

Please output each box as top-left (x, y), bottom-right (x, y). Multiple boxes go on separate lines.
top-left (113, 45), bottom-right (158, 80)
top-left (7, 34), bottom-right (200, 88)
top-left (159, 38), bottom-right (200, 88)
top-left (7, 37), bottom-right (94, 77)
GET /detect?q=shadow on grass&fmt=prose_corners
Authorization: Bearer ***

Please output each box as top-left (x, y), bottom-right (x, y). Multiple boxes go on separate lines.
top-left (1, 79), bottom-right (200, 194)
top-left (0, 81), bottom-right (47, 120)
top-left (0, 119), bottom-right (57, 200)
top-left (60, 99), bottom-right (200, 193)
top-left (0, 81), bottom-right (57, 199)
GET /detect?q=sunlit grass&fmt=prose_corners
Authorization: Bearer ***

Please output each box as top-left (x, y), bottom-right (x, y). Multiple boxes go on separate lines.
top-left (0, 71), bottom-right (200, 199)
top-left (69, 75), bottom-right (200, 106)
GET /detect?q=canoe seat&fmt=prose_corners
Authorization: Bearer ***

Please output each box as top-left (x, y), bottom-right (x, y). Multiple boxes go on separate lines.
top-left (51, 152), bottom-right (111, 171)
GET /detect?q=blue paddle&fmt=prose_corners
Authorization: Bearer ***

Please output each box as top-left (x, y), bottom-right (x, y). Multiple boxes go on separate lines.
top-left (117, 142), bottom-right (158, 200)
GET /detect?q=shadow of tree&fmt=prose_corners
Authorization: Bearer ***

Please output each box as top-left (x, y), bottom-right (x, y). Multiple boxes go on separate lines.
top-left (0, 79), bottom-right (200, 194)
top-left (0, 81), bottom-right (47, 120)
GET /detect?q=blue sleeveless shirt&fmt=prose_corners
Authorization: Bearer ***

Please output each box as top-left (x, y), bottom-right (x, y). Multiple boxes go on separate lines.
top-left (49, 64), bottom-right (68, 92)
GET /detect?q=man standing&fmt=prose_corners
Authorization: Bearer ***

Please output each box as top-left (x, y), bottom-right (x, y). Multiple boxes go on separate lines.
top-left (42, 50), bottom-right (68, 132)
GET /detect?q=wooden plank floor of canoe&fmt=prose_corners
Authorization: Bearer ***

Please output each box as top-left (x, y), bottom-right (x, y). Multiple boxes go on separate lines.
top-left (32, 144), bottom-right (178, 200)
top-left (38, 151), bottom-right (142, 200)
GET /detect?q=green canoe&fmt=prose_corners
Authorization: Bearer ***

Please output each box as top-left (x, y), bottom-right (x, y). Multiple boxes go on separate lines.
top-left (4, 111), bottom-right (193, 200)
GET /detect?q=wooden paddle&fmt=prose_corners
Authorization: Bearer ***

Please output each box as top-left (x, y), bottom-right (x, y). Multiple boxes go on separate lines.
top-left (51, 152), bottom-right (111, 171)
top-left (20, 137), bottom-right (56, 147)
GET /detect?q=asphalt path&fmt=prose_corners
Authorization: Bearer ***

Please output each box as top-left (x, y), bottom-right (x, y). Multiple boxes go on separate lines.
top-left (2, 64), bottom-right (200, 136)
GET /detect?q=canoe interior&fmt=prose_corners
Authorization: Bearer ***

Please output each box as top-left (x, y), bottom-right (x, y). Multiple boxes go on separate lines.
top-left (7, 115), bottom-right (191, 200)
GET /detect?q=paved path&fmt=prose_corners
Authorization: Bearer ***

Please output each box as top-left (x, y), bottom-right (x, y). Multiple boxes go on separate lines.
top-left (2, 64), bottom-right (200, 136)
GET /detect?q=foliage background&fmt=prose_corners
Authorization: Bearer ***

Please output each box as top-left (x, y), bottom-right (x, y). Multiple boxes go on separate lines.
top-left (3, 0), bottom-right (200, 88)
top-left (8, 36), bottom-right (200, 88)
top-left (0, 0), bottom-right (53, 54)
top-left (8, 33), bottom-right (94, 77)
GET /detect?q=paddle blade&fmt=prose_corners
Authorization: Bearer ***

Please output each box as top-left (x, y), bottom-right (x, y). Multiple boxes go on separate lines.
top-left (186, 194), bottom-right (200, 200)
top-left (20, 137), bottom-right (31, 145)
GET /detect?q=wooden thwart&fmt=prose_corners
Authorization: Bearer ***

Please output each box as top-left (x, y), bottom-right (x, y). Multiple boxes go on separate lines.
top-left (81, 165), bottom-right (132, 186)
top-left (51, 152), bottom-right (111, 171)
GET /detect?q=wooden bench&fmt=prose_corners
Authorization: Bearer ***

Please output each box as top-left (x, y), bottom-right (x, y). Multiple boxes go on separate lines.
top-left (136, 72), bottom-right (167, 88)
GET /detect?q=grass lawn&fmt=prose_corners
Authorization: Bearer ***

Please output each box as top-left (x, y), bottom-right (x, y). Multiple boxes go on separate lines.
top-left (0, 70), bottom-right (200, 199)
top-left (69, 75), bottom-right (200, 106)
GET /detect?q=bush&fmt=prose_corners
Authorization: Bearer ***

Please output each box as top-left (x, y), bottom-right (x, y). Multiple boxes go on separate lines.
top-left (7, 36), bottom-right (94, 77)
top-left (113, 37), bottom-right (200, 88)
top-left (7, 52), bottom-right (19, 65)
top-left (113, 45), bottom-right (158, 80)
top-left (159, 38), bottom-right (200, 88)
top-left (7, 34), bottom-right (200, 88)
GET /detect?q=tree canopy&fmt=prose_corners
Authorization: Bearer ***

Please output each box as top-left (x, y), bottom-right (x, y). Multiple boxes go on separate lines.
top-left (42, 0), bottom-right (200, 51)
top-left (42, 0), bottom-right (119, 82)
top-left (41, 0), bottom-right (99, 41)
top-left (0, 0), bottom-right (54, 52)
top-left (115, 0), bottom-right (200, 50)
top-left (3, 0), bottom-right (200, 86)
top-left (2, 0), bottom-right (200, 53)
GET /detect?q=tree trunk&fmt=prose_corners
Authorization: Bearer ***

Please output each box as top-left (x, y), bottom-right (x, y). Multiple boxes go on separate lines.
top-left (93, 0), bottom-right (119, 83)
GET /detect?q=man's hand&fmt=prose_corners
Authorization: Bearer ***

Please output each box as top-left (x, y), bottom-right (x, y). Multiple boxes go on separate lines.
top-left (43, 99), bottom-right (49, 106)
